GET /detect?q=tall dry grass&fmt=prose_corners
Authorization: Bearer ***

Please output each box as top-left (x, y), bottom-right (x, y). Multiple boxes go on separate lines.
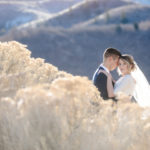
top-left (0, 41), bottom-right (150, 150)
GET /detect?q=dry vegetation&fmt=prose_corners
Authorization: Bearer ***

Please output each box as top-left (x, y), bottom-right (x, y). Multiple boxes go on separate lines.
top-left (0, 41), bottom-right (150, 150)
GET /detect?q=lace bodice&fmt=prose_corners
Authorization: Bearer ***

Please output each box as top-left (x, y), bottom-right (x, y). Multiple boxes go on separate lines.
top-left (114, 74), bottom-right (136, 97)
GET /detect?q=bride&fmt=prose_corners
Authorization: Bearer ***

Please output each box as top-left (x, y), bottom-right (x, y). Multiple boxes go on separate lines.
top-left (101, 54), bottom-right (150, 107)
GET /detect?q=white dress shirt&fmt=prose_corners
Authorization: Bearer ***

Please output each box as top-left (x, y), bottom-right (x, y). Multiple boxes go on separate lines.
top-left (100, 64), bottom-right (110, 73)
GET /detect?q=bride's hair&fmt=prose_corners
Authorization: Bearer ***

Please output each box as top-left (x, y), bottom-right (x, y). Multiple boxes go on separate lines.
top-left (120, 54), bottom-right (136, 71)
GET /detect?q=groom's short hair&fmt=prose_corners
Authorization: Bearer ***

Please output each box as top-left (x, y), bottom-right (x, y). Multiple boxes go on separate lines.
top-left (103, 48), bottom-right (121, 60)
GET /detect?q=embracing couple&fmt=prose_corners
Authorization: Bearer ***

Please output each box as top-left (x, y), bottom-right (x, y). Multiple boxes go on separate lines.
top-left (93, 48), bottom-right (150, 107)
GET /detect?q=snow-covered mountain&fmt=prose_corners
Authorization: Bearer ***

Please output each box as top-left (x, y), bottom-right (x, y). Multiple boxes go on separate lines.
top-left (0, 0), bottom-right (82, 34)
top-left (131, 0), bottom-right (150, 4)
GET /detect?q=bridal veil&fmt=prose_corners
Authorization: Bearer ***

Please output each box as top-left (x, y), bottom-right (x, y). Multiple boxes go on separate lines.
top-left (131, 62), bottom-right (150, 107)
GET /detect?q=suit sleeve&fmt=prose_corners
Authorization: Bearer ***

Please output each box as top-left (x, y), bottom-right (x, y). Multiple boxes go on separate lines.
top-left (94, 72), bottom-right (108, 99)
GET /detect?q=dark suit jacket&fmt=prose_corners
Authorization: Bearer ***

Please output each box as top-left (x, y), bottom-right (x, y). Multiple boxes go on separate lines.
top-left (93, 66), bottom-right (115, 100)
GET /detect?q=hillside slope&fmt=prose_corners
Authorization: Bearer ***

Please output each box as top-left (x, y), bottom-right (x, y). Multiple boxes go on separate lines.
top-left (0, 0), bottom-right (81, 35)
top-left (78, 4), bottom-right (150, 27)
top-left (1, 23), bottom-right (150, 81)
top-left (0, 3), bottom-right (36, 35)
top-left (41, 0), bottom-right (133, 28)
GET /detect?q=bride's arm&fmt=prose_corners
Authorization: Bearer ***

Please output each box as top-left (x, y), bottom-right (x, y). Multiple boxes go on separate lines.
top-left (107, 75), bottom-right (115, 98)
top-left (99, 70), bottom-right (115, 98)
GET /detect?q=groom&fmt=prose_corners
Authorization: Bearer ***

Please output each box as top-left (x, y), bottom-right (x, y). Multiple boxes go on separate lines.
top-left (92, 48), bottom-right (121, 101)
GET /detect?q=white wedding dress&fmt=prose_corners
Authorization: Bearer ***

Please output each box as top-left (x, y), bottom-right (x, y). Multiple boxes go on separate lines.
top-left (114, 63), bottom-right (150, 107)
top-left (114, 74), bottom-right (136, 98)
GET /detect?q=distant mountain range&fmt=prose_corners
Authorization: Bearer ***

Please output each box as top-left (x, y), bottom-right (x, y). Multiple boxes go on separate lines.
top-left (78, 4), bottom-right (150, 27)
top-left (131, 0), bottom-right (150, 4)
top-left (40, 0), bottom-right (133, 28)
top-left (0, 0), bottom-right (150, 82)
top-left (0, 0), bottom-right (81, 34)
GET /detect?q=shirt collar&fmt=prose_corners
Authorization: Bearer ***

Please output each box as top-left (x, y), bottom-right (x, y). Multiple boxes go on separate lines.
top-left (100, 64), bottom-right (110, 73)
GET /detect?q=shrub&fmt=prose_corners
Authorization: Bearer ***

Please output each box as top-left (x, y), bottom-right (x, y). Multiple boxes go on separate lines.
top-left (0, 41), bottom-right (150, 150)
top-left (115, 24), bottom-right (122, 33)
top-left (134, 22), bottom-right (139, 31)
top-left (121, 12), bottom-right (128, 24)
